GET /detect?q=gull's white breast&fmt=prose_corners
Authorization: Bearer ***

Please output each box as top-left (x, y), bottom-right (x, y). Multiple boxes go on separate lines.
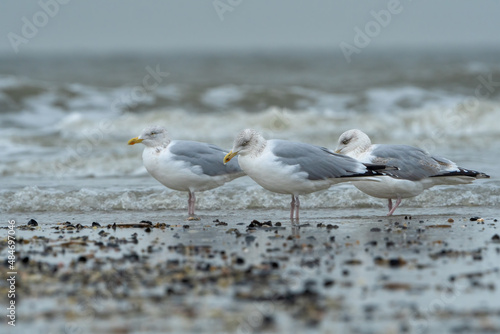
top-left (142, 143), bottom-right (234, 192)
top-left (352, 176), bottom-right (427, 199)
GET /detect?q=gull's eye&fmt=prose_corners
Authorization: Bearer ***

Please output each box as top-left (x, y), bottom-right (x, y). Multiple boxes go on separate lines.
top-left (241, 140), bottom-right (249, 146)
top-left (150, 131), bottom-right (157, 136)
top-left (342, 139), bottom-right (349, 145)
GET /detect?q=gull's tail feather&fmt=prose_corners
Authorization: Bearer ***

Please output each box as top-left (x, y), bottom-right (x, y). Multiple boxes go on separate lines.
top-left (429, 168), bottom-right (490, 185)
top-left (432, 168), bottom-right (490, 179)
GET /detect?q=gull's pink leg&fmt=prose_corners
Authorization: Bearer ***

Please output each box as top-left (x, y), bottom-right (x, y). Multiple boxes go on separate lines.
top-left (295, 196), bottom-right (300, 221)
top-left (388, 199), bottom-right (393, 212)
top-left (188, 191), bottom-right (196, 216)
top-left (290, 195), bottom-right (295, 220)
top-left (387, 197), bottom-right (402, 216)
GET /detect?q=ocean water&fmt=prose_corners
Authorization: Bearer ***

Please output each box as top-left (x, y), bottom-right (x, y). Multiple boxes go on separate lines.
top-left (1, 49), bottom-right (499, 216)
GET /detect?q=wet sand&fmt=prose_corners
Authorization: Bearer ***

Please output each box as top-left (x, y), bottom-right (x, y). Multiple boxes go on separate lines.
top-left (2, 207), bottom-right (500, 334)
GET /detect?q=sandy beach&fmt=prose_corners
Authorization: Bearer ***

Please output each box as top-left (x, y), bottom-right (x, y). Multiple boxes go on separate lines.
top-left (2, 207), bottom-right (499, 334)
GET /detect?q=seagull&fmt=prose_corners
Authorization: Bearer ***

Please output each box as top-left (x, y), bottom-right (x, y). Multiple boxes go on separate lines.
top-left (335, 129), bottom-right (490, 216)
top-left (223, 129), bottom-right (393, 221)
top-left (128, 126), bottom-right (245, 219)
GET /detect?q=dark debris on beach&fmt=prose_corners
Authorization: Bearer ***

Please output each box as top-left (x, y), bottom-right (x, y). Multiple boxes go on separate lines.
top-left (2, 214), bottom-right (500, 332)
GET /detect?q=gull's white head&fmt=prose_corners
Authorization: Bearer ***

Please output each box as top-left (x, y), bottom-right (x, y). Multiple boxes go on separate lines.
top-left (223, 129), bottom-right (265, 164)
top-left (335, 129), bottom-right (371, 157)
top-left (128, 125), bottom-right (170, 148)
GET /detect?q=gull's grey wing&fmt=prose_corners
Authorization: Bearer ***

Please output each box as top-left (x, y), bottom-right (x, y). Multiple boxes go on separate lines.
top-left (369, 144), bottom-right (444, 181)
top-left (271, 140), bottom-right (371, 180)
top-left (370, 145), bottom-right (490, 180)
top-left (430, 155), bottom-right (490, 179)
top-left (431, 155), bottom-right (457, 170)
top-left (170, 140), bottom-right (243, 176)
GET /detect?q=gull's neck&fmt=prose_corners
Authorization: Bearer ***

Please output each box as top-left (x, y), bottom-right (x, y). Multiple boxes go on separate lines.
top-left (252, 139), bottom-right (267, 157)
top-left (146, 138), bottom-right (171, 153)
top-left (350, 144), bottom-right (369, 158)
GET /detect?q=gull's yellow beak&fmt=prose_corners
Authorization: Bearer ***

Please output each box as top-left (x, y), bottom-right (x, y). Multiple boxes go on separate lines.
top-left (223, 151), bottom-right (238, 165)
top-left (128, 137), bottom-right (143, 145)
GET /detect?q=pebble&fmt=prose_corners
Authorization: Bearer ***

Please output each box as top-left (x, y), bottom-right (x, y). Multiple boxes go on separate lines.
top-left (383, 282), bottom-right (411, 291)
top-left (214, 219), bottom-right (228, 226)
top-left (27, 219), bottom-right (38, 227)
top-left (388, 258), bottom-right (407, 268)
top-left (323, 279), bottom-right (335, 287)
top-left (245, 235), bottom-right (256, 243)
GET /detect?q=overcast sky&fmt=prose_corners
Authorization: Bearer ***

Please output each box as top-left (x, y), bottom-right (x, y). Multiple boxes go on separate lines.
top-left (1, 0), bottom-right (499, 55)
